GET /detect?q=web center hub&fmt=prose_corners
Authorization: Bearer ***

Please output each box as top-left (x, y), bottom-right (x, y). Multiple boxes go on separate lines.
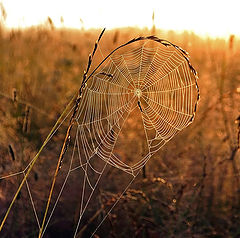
top-left (134, 88), bottom-right (142, 98)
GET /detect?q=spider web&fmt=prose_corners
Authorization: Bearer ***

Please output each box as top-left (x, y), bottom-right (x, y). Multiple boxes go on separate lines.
top-left (75, 41), bottom-right (198, 173)
top-left (0, 37), bottom-right (199, 237)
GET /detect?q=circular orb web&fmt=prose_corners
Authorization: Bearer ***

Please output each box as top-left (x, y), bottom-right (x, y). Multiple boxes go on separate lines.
top-left (76, 39), bottom-right (199, 176)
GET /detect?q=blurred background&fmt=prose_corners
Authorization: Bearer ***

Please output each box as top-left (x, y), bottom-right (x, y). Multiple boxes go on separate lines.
top-left (0, 0), bottom-right (240, 237)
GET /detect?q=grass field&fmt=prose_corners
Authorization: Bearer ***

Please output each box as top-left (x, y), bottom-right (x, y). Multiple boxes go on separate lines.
top-left (0, 25), bottom-right (240, 237)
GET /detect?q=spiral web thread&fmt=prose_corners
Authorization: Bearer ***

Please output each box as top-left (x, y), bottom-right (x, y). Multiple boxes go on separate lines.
top-left (0, 37), bottom-right (199, 237)
top-left (75, 41), bottom-right (198, 174)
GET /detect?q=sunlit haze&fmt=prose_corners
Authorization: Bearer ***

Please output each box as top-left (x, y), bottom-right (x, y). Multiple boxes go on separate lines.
top-left (1, 0), bottom-right (240, 38)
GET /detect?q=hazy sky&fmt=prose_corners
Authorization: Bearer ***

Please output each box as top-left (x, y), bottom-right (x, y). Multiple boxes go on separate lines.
top-left (1, 0), bottom-right (239, 38)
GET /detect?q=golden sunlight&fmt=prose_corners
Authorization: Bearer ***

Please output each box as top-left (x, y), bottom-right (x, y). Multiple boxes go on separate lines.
top-left (1, 0), bottom-right (240, 38)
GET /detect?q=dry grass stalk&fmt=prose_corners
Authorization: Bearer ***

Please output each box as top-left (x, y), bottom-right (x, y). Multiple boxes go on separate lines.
top-left (22, 105), bottom-right (31, 133)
